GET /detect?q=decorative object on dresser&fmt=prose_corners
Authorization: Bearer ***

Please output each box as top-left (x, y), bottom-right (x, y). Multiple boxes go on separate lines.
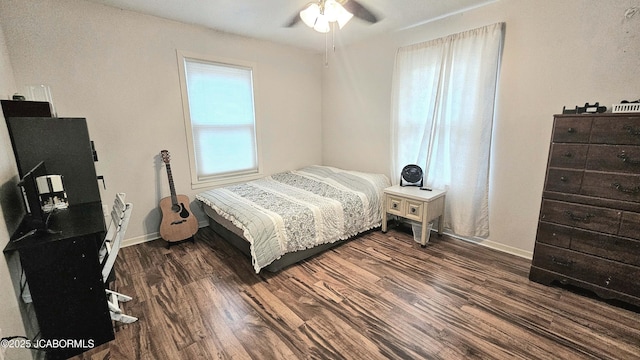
top-left (159, 150), bottom-right (198, 248)
top-left (562, 102), bottom-right (607, 114)
top-left (612, 98), bottom-right (640, 114)
top-left (529, 113), bottom-right (640, 307)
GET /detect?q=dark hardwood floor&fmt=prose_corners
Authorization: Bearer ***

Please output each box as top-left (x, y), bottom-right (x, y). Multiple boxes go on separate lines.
top-left (73, 226), bottom-right (640, 359)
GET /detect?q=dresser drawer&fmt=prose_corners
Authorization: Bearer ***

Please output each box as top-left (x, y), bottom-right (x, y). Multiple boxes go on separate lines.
top-left (586, 145), bottom-right (640, 173)
top-left (545, 169), bottom-right (583, 194)
top-left (532, 243), bottom-right (640, 298)
top-left (570, 228), bottom-right (640, 266)
top-left (591, 116), bottom-right (640, 145)
top-left (581, 172), bottom-right (640, 203)
top-left (552, 117), bottom-right (592, 143)
top-left (549, 144), bottom-right (588, 169)
top-left (537, 221), bottom-right (640, 265)
top-left (619, 212), bottom-right (640, 240)
top-left (540, 199), bottom-right (621, 234)
top-left (536, 222), bottom-right (572, 248)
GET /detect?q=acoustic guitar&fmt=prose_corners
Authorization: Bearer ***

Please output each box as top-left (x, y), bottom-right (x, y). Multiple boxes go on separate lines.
top-left (159, 150), bottom-right (198, 246)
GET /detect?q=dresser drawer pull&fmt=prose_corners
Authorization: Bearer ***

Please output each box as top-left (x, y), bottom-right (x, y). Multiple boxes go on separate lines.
top-left (562, 152), bottom-right (573, 158)
top-left (567, 127), bottom-right (576, 133)
top-left (564, 211), bottom-right (594, 223)
top-left (392, 203), bottom-right (398, 209)
top-left (410, 208), bottom-right (417, 214)
top-left (623, 124), bottom-right (640, 136)
top-left (551, 256), bottom-right (574, 268)
top-left (612, 182), bottom-right (640, 194)
top-left (560, 176), bottom-right (568, 182)
top-left (617, 153), bottom-right (640, 165)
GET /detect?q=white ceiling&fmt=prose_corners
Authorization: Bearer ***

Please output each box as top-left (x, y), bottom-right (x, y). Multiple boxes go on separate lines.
top-left (86, 0), bottom-right (497, 52)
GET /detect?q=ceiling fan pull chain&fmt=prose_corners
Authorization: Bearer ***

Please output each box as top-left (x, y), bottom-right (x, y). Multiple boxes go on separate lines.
top-left (332, 22), bottom-right (336, 52)
top-left (324, 31), bottom-right (329, 67)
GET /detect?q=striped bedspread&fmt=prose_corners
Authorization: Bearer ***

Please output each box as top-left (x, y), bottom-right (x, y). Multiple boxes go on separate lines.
top-left (196, 166), bottom-right (390, 273)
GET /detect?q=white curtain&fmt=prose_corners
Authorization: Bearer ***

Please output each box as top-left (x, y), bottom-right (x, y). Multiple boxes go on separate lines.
top-left (390, 22), bottom-right (504, 238)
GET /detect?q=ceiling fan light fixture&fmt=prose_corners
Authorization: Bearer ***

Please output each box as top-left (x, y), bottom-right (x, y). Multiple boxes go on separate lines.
top-left (313, 14), bottom-right (331, 33)
top-left (300, 3), bottom-right (321, 28)
top-left (299, 0), bottom-right (353, 33)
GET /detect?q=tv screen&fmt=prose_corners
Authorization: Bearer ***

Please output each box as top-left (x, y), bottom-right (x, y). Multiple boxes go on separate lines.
top-left (18, 161), bottom-right (48, 230)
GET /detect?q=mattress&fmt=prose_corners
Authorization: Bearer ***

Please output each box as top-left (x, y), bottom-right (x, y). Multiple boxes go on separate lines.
top-left (196, 165), bottom-right (390, 273)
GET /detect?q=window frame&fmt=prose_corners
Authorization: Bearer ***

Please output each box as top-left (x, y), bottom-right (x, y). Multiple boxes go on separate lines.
top-left (177, 50), bottom-right (263, 189)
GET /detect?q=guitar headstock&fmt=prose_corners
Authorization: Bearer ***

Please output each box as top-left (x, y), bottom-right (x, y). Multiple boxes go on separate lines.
top-left (161, 150), bottom-right (171, 164)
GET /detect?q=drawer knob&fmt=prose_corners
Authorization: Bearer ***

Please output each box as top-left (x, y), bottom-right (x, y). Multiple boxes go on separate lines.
top-left (562, 152), bottom-right (573, 158)
top-left (617, 152), bottom-right (640, 165)
top-left (560, 176), bottom-right (568, 182)
top-left (564, 210), bottom-right (594, 223)
top-left (410, 208), bottom-right (416, 213)
top-left (612, 182), bottom-right (640, 194)
top-left (623, 124), bottom-right (640, 136)
top-left (567, 127), bottom-right (576, 133)
top-left (392, 203), bottom-right (398, 209)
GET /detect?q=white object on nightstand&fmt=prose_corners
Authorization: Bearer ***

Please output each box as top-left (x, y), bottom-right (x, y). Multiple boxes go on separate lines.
top-left (381, 185), bottom-right (446, 247)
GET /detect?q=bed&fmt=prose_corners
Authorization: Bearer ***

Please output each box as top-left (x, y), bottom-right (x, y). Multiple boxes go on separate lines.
top-left (196, 165), bottom-right (391, 273)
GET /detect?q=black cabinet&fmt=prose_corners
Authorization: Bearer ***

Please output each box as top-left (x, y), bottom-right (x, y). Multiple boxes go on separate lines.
top-left (2, 102), bottom-right (113, 359)
top-left (5, 116), bottom-right (101, 205)
top-left (5, 203), bottom-right (114, 360)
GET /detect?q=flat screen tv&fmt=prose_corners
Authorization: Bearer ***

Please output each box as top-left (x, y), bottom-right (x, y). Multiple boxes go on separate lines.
top-left (18, 161), bottom-right (51, 232)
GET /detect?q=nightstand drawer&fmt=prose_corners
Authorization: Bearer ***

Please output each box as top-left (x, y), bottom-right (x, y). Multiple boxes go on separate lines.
top-left (386, 195), bottom-right (404, 216)
top-left (405, 200), bottom-right (423, 221)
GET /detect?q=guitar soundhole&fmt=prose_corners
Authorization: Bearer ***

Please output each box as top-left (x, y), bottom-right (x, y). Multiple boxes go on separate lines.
top-left (178, 203), bottom-right (190, 219)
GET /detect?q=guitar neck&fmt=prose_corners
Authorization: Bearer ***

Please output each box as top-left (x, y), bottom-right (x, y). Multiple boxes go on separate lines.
top-left (165, 163), bottom-right (179, 205)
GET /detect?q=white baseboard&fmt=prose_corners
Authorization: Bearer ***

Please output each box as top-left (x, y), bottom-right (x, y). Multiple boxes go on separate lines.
top-left (121, 220), bottom-right (209, 248)
top-left (121, 221), bottom-right (533, 261)
top-left (442, 230), bottom-right (533, 260)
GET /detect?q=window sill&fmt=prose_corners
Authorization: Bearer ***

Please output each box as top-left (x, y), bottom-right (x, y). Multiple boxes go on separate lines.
top-left (191, 171), bottom-right (263, 190)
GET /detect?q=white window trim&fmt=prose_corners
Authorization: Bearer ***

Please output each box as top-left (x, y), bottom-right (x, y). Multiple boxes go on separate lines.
top-left (176, 50), bottom-right (263, 189)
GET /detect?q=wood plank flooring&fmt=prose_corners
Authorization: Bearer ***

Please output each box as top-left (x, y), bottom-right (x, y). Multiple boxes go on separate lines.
top-left (72, 226), bottom-right (640, 359)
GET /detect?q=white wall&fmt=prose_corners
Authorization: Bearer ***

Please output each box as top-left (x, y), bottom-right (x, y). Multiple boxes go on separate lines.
top-left (0, 0), bottom-right (323, 245)
top-left (323, 0), bottom-right (640, 256)
top-left (0, 20), bottom-right (32, 360)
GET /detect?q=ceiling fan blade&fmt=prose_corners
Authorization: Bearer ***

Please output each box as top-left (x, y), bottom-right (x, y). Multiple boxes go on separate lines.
top-left (285, 12), bottom-right (302, 27)
top-left (341, 0), bottom-right (379, 24)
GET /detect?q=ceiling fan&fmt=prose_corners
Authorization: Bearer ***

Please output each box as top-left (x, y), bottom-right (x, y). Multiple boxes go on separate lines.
top-left (285, 0), bottom-right (379, 33)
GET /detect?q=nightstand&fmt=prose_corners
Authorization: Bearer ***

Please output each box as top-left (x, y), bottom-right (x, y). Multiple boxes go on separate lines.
top-left (381, 185), bottom-right (446, 247)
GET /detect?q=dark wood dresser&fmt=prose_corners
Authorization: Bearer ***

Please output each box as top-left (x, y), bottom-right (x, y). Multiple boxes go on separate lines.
top-left (530, 113), bottom-right (640, 307)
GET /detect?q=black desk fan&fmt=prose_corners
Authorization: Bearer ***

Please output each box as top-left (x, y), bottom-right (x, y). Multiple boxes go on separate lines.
top-left (400, 164), bottom-right (423, 187)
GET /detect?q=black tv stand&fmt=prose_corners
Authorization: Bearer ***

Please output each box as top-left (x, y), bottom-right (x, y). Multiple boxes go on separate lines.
top-left (4, 202), bottom-right (114, 359)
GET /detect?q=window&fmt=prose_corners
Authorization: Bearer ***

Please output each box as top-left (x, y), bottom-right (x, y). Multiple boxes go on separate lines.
top-left (177, 51), bottom-right (261, 187)
top-left (390, 23), bottom-right (504, 238)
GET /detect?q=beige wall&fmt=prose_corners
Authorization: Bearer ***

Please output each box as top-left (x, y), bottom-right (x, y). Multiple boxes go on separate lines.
top-left (0, 0), bottom-right (323, 352)
top-left (0, 19), bottom-right (31, 360)
top-left (1, 0), bottom-right (638, 354)
top-left (0, 0), bottom-right (324, 246)
top-left (322, 0), bottom-right (640, 256)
